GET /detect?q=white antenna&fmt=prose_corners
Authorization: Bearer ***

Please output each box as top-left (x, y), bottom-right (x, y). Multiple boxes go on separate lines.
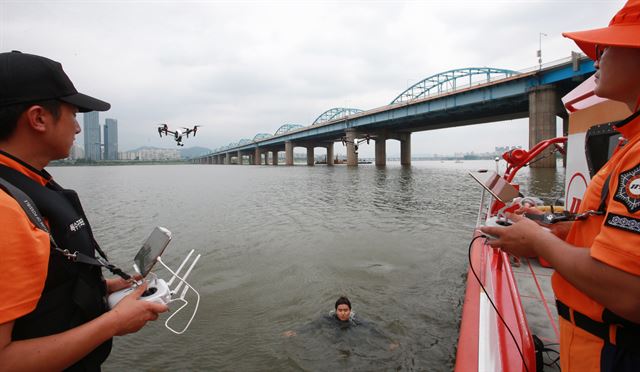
top-left (179, 254), bottom-right (201, 299)
top-left (170, 250), bottom-right (200, 295)
top-left (167, 250), bottom-right (193, 287)
top-left (157, 251), bottom-right (201, 335)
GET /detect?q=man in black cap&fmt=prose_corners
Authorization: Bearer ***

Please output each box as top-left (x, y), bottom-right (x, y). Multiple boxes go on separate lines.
top-left (0, 51), bottom-right (168, 371)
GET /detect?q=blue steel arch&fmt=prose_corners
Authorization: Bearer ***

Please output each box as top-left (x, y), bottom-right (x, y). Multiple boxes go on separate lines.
top-left (237, 138), bottom-right (252, 146)
top-left (253, 133), bottom-right (273, 141)
top-left (275, 124), bottom-right (304, 136)
top-left (312, 107), bottom-right (363, 125)
top-left (390, 67), bottom-right (519, 105)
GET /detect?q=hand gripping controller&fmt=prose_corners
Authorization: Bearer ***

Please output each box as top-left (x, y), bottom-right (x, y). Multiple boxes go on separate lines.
top-left (480, 215), bottom-right (551, 240)
top-left (480, 216), bottom-right (512, 240)
top-left (108, 273), bottom-right (171, 308)
top-left (107, 249), bottom-right (201, 334)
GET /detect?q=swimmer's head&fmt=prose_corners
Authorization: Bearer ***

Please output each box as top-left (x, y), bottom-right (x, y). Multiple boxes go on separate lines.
top-left (335, 296), bottom-right (351, 322)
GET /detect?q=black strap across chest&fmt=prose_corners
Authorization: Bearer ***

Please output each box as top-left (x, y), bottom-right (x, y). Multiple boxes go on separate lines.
top-left (0, 166), bottom-right (129, 279)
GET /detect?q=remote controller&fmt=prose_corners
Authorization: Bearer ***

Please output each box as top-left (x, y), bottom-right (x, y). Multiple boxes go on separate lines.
top-left (108, 276), bottom-right (171, 309)
top-left (480, 215), bottom-right (551, 240)
top-left (480, 216), bottom-right (512, 239)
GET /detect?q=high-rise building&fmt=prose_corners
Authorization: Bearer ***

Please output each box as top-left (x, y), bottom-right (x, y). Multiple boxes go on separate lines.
top-left (83, 112), bottom-right (101, 161)
top-left (69, 143), bottom-right (84, 160)
top-left (104, 118), bottom-right (118, 160)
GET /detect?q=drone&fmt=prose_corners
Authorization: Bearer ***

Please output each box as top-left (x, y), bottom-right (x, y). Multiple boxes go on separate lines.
top-left (341, 134), bottom-right (371, 153)
top-left (157, 124), bottom-right (201, 146)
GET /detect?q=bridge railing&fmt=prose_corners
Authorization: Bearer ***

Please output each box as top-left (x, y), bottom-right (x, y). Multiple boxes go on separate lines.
top-left (517, 55), bottom-right (585, 74)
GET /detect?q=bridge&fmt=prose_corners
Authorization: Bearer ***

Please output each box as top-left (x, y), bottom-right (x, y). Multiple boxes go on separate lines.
top-left (194, 53), bottom-right (594, 168)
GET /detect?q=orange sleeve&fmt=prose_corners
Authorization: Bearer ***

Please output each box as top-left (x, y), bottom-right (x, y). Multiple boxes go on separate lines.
top-left (591, 150), bottom-right (640, 276)
top-left (0, 192), bottom-right (50, 324)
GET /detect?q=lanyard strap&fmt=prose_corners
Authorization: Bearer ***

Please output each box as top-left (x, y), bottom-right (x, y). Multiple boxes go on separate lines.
top-left (0, 177), bottom-right (130, 280)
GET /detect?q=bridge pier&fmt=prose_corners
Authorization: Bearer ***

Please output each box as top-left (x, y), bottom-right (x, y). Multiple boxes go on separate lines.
top-left (224, 154), bottom-right (229, 165)
top-left (326, 143), bottom-right (334, 166)
top-left (346, 129), bottom-right (358, 166)
top-left (529, 85), bottom-right (558, 168)
top-left (285, 141), bottom-right (294, 165)
top-left (272, 150), bottom-right (278, 165)
top-left (236, 151), bottom-right (242, 165)
top-left (254, 148), bottom-right (261, 165)
top-left (307, 146), bottom-right (314, 166)
top-left (399, 132), bottom-right (411, 166)
top-left (375, 134), bottom-right (386, 166)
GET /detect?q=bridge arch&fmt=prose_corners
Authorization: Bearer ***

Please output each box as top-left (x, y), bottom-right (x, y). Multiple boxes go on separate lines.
top-left (312, 107), bottom-right (363, 125)
top-left (275, 124), bottom-right (304, 136)
top-left (253, 133), bottom-right (272, 141)
top-left (237, 138), bottom-right (252, 146)
top-left (390, 67), bottom-right (519, 105)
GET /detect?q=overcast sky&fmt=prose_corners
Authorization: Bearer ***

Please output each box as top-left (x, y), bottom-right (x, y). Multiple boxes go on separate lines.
top-left (0, 0), bottom-right (621, 156)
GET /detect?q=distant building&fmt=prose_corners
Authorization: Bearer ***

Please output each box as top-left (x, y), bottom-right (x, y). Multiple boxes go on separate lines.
top-left (83, 112), bottom-right (101, 161)
top-left (495, 145), bottom-right (522, 154)
top-left (118, 148), bottom-right (181, 161)
top-left (69, 143), bottom-right (84, 160)
top-left (103, 118), bottom-right (118, 160)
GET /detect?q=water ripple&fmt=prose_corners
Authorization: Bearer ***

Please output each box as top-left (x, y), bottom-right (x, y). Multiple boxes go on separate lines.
top-left (46, 160), bottom-right (562, 371)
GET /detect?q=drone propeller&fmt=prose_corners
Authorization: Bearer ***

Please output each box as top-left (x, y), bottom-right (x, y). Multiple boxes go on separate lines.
top-left (181, 125), bottom-right (202, 138)
top-left (192, 125), bottom-right (201, 136)
top-left (157, 124), bottom-right (169, 137)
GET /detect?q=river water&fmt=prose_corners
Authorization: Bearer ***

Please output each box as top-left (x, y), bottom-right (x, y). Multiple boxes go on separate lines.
top-left (48, 160), bottom-right (564, 371)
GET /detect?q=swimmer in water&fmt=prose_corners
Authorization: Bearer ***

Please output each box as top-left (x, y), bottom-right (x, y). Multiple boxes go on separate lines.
top-left (333, 296), bottom-right (352, 322)
top-left (282, 296), bottom-right (399, 351)
top-left (283, 296), bottom-right (360, 337)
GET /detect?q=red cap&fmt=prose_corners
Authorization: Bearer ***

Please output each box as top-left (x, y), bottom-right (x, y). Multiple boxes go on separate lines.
top-left (563, 0), bottom-right (640, 60)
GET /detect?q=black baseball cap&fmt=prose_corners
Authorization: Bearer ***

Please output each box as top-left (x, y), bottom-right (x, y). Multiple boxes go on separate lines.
top-left (0, 51), bottom-right (110, 112)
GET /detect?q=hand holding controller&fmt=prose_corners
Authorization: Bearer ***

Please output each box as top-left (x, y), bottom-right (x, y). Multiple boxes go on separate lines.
top-left (480, 216), bottom-right (512, 240)
top-left (105, 227), bottom-right (200, 334)
top-left (480, 214), bottom-right (552, 241)
top-left (108, 273), bottom-right (171, 309)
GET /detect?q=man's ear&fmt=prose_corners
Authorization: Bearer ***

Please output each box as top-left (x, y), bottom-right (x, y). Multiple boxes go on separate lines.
top-left (23, 105), bottom-right (50, 133)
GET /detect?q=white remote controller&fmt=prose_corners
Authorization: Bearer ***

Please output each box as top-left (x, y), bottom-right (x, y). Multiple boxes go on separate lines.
top-left (108, 276), bottom-right (171, 309)
top-left (481, 216), bottom-right (512, 239)
top-left (480, 215), bottom-right (551, 240)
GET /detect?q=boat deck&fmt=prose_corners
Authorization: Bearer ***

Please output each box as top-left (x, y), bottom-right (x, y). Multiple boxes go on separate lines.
top-left (512, 257), bottom-right (561, 371)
